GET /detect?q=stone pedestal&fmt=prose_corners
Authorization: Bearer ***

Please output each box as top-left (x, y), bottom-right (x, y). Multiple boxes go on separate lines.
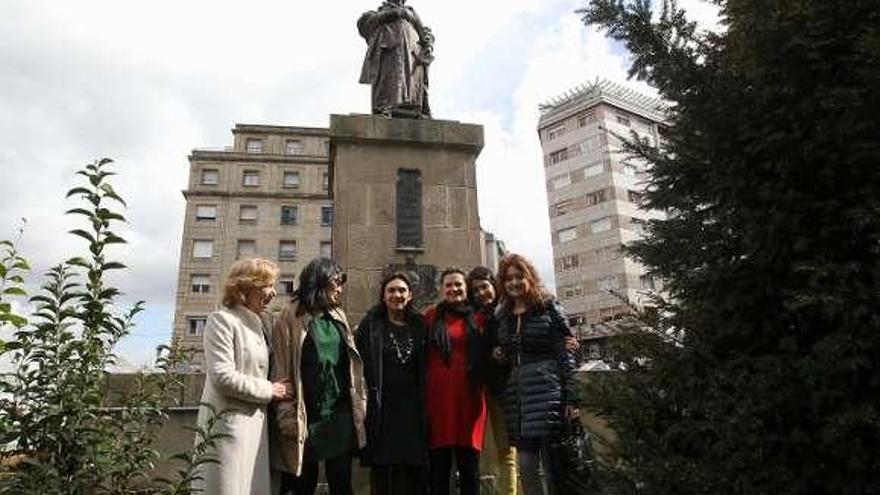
top-left (330, 114), bottom-right (484, 324)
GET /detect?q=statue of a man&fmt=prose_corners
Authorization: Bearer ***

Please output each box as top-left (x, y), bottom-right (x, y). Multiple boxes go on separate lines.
top-left (358, 0), bottom-right (433, 119)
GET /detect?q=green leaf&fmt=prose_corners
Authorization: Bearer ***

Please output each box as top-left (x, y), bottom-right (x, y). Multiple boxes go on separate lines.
top-left (3, 287), bottom-right (27, 296)
top-left (103, 233), bottom-right (127, 245)
top-left (67, 257), bottom-right (90, 268)
top-left (95, 208), bottom-right (126, 223)
top-left (99, 183), bottom-right (127, 206)
top-left (65, 186), bottom-right (94, 198)
top-left (102, 262), bottom-right (127, 271)
top-left (65, 207), bottom-right (97, 219)
top-left (69, 229), bottom-right (97, 244)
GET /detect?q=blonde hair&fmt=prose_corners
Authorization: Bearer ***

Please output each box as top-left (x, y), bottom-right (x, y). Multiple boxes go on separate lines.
top-left (221, 258), bottom-right (280, 308)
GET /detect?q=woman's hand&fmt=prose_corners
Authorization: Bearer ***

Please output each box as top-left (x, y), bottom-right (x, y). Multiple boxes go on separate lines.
top-left (565, 405), bottom-right (581, 420)
top-left (271, 378), bottom-right (292, 401)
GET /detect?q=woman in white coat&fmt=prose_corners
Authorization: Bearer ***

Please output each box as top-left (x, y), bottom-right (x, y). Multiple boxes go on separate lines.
top-left (194, 258), bottom-right (291, 495)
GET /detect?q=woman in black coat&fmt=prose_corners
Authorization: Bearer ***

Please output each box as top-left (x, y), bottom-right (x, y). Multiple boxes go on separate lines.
top-left (354, 271), bottom-right (427, 495)
top-left (493, 254), bottom-right (578, 495)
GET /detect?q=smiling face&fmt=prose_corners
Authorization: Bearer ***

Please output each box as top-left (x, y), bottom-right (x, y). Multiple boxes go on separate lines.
top-left (471, 278), bottom-right (496, 308)
top-left (383, 277), bottom-right (412, 313)
top-left (442, 272), bottom-right (467, 306)
top-left (503, 266), bottom-right (529, 301)
top-left (324, 273), bottom-right (346, 309)
top-left (244, 279), bottom-right (277, 313)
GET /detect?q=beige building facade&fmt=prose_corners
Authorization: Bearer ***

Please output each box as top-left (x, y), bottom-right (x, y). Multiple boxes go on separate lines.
top-left (538, 79), bottom-right (666, 344)
top-left (171, 124), bottom-right (333, 362)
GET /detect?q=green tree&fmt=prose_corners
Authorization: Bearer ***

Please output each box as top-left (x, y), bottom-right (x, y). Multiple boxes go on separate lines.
top-left (577, 1), bottom-right (880, 493)
top-left (0, 159), bottom-right (223, 494)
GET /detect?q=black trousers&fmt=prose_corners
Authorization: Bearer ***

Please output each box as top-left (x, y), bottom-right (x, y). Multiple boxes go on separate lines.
top-left (370, 465), bottom-right (427, 495)
top-left (279, 454), bottom-right (353, 495)
top-left (428, 447), bottom-right (480, 495)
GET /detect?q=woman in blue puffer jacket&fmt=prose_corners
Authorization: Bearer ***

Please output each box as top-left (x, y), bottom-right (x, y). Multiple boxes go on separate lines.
top-left (492, 253), bottom-right (578, 495)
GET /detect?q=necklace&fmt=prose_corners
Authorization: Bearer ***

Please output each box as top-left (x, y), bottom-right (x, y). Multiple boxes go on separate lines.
top-left (387, 326), bottom-right (414, 365)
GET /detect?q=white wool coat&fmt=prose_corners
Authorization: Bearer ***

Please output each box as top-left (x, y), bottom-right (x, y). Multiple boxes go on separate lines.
top-left (194, 305), bottom-right (274, 495)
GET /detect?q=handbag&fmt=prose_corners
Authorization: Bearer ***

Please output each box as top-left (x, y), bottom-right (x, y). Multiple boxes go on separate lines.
top-left (553, 418), bottom-right (596, 495)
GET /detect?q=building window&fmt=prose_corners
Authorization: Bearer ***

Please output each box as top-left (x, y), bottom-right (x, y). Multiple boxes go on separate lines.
top-left (188, 317), bottom-right (207, 336)
top-left (554, 199), bottom-right (573, 216)
top-left (591, 217), bottom-right (612, 233)
top-left (195, 205), bottom-right (217, 221)
top-left (321, 206), bottom-right (334, 227)
top-left (283, 171), bottom-right (301, 189)
top-left (280, 205), bottom-right (298, 226)
top-left (577, 111), bottom-right (597, 127)
top-left (549, 148), bottom-right (568, 165)
top-left (558, 227), bottom-right (578, 244)
top-left (584, 163), bottom-right (604, 178)
top-left (192, 240), bottom-right (213, 259)
top-left (547, 124), bottom-right (566, 141)
top-left (242, 170), bottom-right (260, 187)
top-left (576, 135), bottom-right (602, 154)
top-left (628, 190), bottom-right (644, 204)
top-left (201, 169), bottom-right (219, 186)
top-left (239, 205), bottom-right (258, 224)
top-left (278, 241), bottom-right (297, 261)
top-left (246, 139), bottom-right (263, 153)
top-left (191, 274), bottom-right (210, 294)
top-left (322, 171), bottom-right (330, 191)
top-left (561, 285), bottom-right (583, 299)
top-left (278, 276), bottom-right (295, 296)
top-left (320, 241), bottom-right (332, 259)
top-left (237, 240), bottom-right (256, 259)
top-left (585, 189), bottom-right (608, 206)
top-left (284, 139), bottom-right (304, 155)
top-left (593, 245), bottom-right (622, 262)
top-left (616, 115), bottom-right (631, 127)
top-left (569, 314), bottom-right (586, 327)
top-left (561, 254), bottom-right (579, 270)
top-left (640, 274), bottom-right (656, 290)
top-left (597, 275), bottom-right (620, 292)
top-left (551, 174), bottom-right (571, 190)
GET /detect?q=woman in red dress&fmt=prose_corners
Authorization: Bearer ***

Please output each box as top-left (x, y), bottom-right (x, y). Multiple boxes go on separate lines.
top-left (424, 268), bottom-right (488, 495)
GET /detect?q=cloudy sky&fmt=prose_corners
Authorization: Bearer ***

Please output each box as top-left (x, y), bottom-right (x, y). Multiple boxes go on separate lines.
top-left (0, 0), bottom-right (718, 366)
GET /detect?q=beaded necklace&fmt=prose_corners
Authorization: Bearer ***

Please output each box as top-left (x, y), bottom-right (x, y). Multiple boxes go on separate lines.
top-left (387, 324), bottom-right (414, 365)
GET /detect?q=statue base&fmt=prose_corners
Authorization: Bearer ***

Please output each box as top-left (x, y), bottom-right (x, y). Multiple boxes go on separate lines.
top-left (329, 114), bottom-right (485, 323)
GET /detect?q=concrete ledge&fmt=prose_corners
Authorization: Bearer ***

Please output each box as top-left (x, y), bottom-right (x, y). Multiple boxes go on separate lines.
top-left (330, 114), bottom-right (484, 151)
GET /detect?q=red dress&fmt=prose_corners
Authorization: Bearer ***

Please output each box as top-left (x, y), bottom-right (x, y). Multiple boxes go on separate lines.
top-left (424, 307), bottom-right (487, 451)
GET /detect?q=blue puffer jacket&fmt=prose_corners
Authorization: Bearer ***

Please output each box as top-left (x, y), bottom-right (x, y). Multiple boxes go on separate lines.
top-left (495, 297), bottom-right (576, 442)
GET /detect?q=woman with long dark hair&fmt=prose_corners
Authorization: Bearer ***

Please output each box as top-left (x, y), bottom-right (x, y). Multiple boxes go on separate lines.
top-left (271, 258), bottom-right (366, 495)
top-left (424, 267), bottom-right (488, 495)
top-left (493, 253), bottom-right (578, 495)
top-left (355, 272), bottom-right (428, 495)
top-left (467, 266), bottom-right (519, 495)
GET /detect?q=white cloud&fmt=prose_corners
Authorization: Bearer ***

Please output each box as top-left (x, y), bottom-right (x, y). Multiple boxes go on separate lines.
top-left (1, 0), bottom-right (702, 364)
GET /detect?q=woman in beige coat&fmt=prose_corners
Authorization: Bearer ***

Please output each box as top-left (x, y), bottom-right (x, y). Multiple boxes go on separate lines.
top-left (194, 258), bottom-right (291, 495)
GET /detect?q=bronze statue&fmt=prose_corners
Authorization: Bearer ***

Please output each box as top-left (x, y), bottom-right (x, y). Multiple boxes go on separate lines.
top-left (358, 0), bottom-right (433, 119)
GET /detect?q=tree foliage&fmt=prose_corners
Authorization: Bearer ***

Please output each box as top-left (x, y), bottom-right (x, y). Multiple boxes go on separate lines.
top-left (577, 1), bottom-right (880, 493)
top-left (0, 159), bottom-right (224, 494)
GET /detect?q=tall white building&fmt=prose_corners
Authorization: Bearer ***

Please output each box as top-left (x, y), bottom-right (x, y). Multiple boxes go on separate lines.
top-left (538, 79), bottom-right (666, 348)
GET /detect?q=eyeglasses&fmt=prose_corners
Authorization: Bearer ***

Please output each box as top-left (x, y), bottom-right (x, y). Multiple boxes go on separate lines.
top-left (329, 272), bottom-right (347, 287)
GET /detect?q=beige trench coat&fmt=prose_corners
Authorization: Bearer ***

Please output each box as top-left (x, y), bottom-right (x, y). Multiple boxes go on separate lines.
top-left (194, 305), bottom-right (274, 495)
top-left (270, 300), bottom-right (367, 476)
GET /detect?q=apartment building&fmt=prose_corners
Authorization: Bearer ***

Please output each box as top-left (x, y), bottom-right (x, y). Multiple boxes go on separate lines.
top-left (538, 79), bottom-right (666, 347)
top-left (171, 124), bottom-right (333, 362)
